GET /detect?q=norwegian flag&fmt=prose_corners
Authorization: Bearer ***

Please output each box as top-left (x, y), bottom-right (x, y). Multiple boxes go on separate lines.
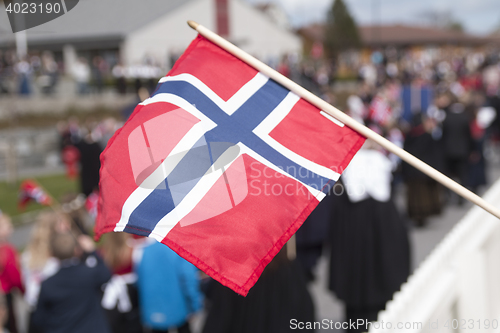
top-left (18, 179), bottom-right (52, 210)
top-left (95, 35), bottom-right (365, 296)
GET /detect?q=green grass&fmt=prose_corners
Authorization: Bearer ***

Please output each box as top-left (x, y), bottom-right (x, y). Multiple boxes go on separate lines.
top-left (0, 173), bottom-right (78, 218)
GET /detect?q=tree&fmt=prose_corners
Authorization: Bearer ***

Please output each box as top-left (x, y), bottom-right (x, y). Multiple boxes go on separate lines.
top-left (324, 0), bottom-right (361, 58)
top-left (447, 21), bottom-right (464, 32)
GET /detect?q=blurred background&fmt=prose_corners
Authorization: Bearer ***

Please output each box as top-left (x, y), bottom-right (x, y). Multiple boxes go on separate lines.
top-left (0, 0), bottom-right (500, 332)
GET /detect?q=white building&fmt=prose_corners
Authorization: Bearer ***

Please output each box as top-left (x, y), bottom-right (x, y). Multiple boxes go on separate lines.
top-left (0, 0), bottom-right (301, 69)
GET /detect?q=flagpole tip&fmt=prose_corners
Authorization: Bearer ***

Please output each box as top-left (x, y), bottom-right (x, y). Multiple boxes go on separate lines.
top-left (187, 20), bottom-right (200, 30)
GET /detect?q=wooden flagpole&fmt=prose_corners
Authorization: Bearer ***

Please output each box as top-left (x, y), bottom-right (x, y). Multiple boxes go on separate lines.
top-left (186, 20), bottom-right (500, 220)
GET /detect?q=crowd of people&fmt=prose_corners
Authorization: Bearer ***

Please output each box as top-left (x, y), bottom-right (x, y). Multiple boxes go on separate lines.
top-left (349, 48), bottom-right (499, 225)
top-left (0, 44), bottom-right (499, 332)
top-left (278, 46), bottom-right (500, 226)
top-left (57, 117), bottom-right (121, 197)
top-left (0, 50), bottom-right (62, 96)
top-left (0, 210), bottom-right (204, 333)
top-left (281, 46), bottom-right (500, 332)
top-left (0, 49), bottom-right (163, 97)
top-left (0, 207), bottom-right (320, 333)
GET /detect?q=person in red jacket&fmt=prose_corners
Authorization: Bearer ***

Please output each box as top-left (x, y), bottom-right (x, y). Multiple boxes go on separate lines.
top-left (0, 212), bottom-right (24, 333)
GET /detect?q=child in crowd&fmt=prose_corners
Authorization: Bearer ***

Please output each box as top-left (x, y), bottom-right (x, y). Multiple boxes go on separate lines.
top-left (21, 211), bottom-right (70, 333)
top-left (100, 232), bottom-right (142, 333)
top-left (0, 213), bottom-right (23, 333)
top-left (31, 232), bottom-right (112, 333)
top-left (135, 239), bottom-right (203, 333)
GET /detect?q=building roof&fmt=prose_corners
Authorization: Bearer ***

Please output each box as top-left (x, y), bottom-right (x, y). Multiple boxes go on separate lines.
top-left (0, 0), bottom-right (194, 49)
top-left (360, 25), bottom-right (487, 47)
top-left (489, 28), bottom-right (500, 42)
top-left (297, 23), bottom-right (488, 47)
top-left (296, 23), bottom-right (324, 43)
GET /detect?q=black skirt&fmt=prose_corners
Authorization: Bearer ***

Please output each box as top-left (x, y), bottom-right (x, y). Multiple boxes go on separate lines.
top-left (202, 256), bottom-right (315, 333)
top-left (104, 283), bottom-right (142, 333)
top-left (328, 192), bottom-right (410, 308)
top-left (406, 179), bottom-right (442, 221)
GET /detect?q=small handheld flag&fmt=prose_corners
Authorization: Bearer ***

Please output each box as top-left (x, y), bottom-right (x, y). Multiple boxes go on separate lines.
top-left (95, 34), bottom-right (365, 295)
top-left (18, 179), bottom-right (53, 210)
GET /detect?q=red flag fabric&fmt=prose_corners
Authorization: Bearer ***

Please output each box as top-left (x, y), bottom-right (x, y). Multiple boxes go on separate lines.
top-left (95, 35), bottom-right (365, 296)
top-left (18, 179), bottom-right (52, 210)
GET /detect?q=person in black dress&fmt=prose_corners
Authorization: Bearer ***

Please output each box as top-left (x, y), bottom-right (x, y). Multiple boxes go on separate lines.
top-left (441, 96), bottom-right (474, 205)
top-left (75, 131), bottom-right (103, 196)
top-left (328, 143), bottom-right (410, 333)
top-left (402, 114), bottom-right (444, 226)
top-left (202, 245), bottom-right (315, 333)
